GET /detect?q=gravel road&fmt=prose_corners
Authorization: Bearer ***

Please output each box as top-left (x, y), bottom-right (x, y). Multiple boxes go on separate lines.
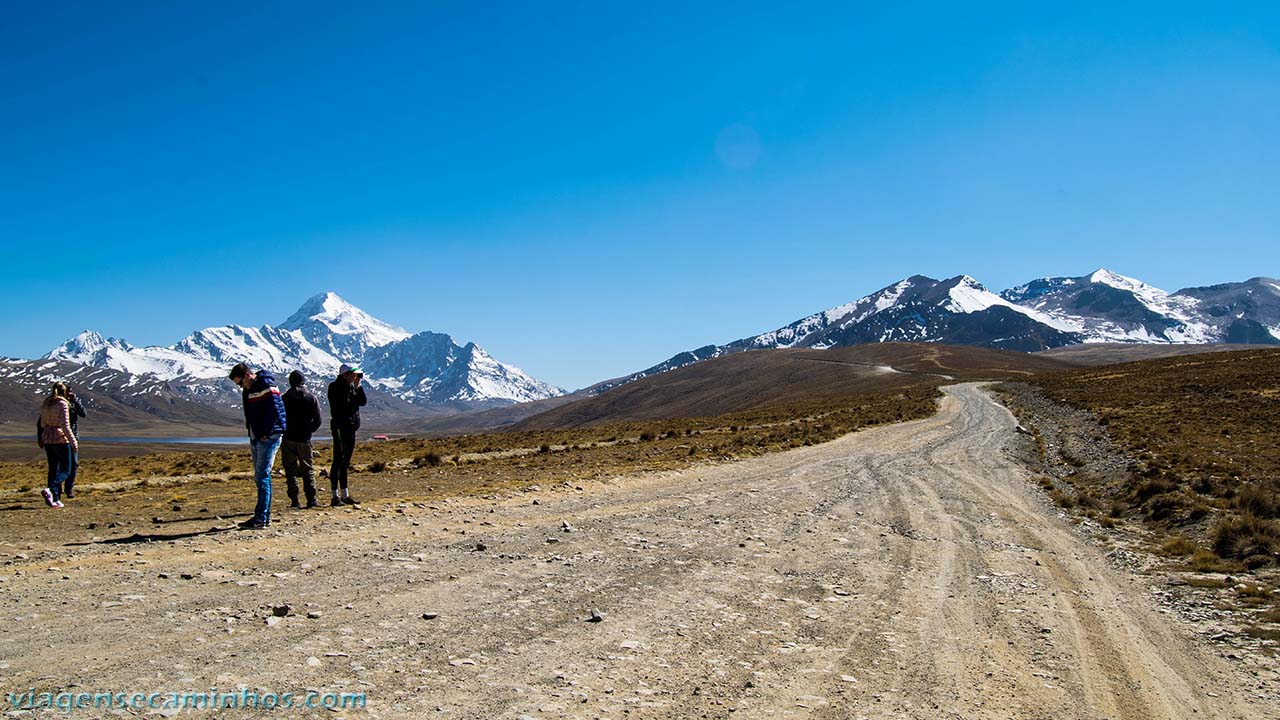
top-left (1, 383), bottom-right (1271, 719)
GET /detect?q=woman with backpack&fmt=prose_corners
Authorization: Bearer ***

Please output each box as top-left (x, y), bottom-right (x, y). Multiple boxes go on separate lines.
top-left (37, 382), bottom-right (78, 508)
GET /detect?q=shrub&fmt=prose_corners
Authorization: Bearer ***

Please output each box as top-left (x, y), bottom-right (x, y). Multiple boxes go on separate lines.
top-left (1134, 478), bottom-right (1177, 503)
top-left (1160, 536), bottom-right (1197, 556)
top-left (638, 432), bottom-right (655, 442)
top-left (413, 452), bottom-right (442, 467)
top-left (1211, 515), bottom-right (1280, 564)
top-left (538, 444), bottom-right (552, 454)
top-left (1234, 484), bottom-right (1278, 519)
top-left (368, 461), bottom-right (386, 473)
top-left (1049, 489), bottom-right (1075, 509)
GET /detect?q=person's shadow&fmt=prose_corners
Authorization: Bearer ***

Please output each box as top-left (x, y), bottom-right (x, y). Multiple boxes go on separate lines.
top-left (65, 523), bottom-right (243, 546)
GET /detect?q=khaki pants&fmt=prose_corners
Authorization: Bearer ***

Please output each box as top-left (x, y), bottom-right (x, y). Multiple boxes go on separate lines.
top-left (280, 439), bottom-right (316, 505)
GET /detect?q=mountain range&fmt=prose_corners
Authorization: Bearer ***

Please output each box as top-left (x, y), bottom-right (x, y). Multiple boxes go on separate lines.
top-left (43, 292), bottom-right (564, 412)
top-left (5, 270), bottom-right (1278, 435)
top-left (590, 269), bottom-right (1280, 393)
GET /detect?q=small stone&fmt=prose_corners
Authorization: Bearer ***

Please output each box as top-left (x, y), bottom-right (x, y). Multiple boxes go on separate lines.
top-left (561, 521), bottom-right (574, 533)
top-left (1040, 627), bottom-right (1052, 634)
top-left (474, 542), bottom-right (487, 552)
top-left (421, 612), bottom-right (439, 620)
top-left (306, 656), bottom-right (322, 667)
top-left (449, 658), bottom-right (476, 667)
top-left (272, 605), bottom-right (292, 617)
top-left (619, 640), bottom-right (639, 650)
top-left (265, 616), bottom-right (281, 627)
top-left (587, 609), bottom-right (604, 623)
top-left (307, 611), bottom-right (323, 619)
top-left (158, 573), bottom-right (171, 579)
top-left (180, 573), bottom-right (194, 580)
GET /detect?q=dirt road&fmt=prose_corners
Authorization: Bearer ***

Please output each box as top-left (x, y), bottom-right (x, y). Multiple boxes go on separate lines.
top-left (1, 384), bottom-right (1272, 718)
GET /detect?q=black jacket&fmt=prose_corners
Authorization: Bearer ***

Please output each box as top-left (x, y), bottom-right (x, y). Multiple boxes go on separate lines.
top-left (327, 379), bottom-right (367, 431)
top-left (282, 386), bottom-right (323, 442)
top-left (68, 395), bottom-right (86, 436)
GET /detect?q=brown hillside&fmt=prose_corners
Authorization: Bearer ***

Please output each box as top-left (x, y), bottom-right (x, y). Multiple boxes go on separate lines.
top-left (513, 343), bottom-right (1073, 430)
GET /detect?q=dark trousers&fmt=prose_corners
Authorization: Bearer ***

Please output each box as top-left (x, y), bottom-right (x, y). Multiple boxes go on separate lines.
top-left (281, 439), bottom-right (316, 504)
top-left (45, 444), bottom-right (72, 502)
top-left (66, 447), bottom-right (79, 496)
top-left (330, 425), bottom-right (356, 493)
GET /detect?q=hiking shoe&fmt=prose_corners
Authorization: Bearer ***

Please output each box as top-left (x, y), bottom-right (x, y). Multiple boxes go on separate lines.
top-left (305, 500), bottom-right (319, 509)
top-left (64, 489), bottom-right (74, 499)
top-left (289, 501), bottom-right (301, 509)
top-left (41, 488), bottom-right (55, 507)
top-left (331, 497), bottom-right (342, 507)
top-left (238, 518), bottom-right (265, 530)
top-left (341, 496), bottom-right (359, 506)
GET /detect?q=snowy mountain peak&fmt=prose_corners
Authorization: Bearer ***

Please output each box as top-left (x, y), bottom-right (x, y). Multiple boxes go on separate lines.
top-left (941, 274), bottom-right (1003, 314)
top-left (1087, 268), bottom-right (1165, 295)
top-left (47, 330), bottom-right (133, 359)
top-left (279, 292), bottom-right (411, 361)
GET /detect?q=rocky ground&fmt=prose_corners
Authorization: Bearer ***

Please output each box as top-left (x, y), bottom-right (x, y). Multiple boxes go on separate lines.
top-left (998, 382), bottom-right (1279, 686)
top-left (0, 384), bottom-right (1275, 718)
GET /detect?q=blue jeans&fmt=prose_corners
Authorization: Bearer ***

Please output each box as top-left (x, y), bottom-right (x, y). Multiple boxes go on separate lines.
top-left (249, 434), bottom-right (282, 524)
top-left (45, 444), bottom-right (72, 502)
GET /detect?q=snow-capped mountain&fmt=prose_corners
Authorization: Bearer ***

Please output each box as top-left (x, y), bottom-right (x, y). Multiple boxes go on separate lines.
top-left (45, 293), bottom-right (564, 409)
top-left (998, 269), bottom-right (1280, 344)
top-left (598, 269), bottom-right (1279, 394)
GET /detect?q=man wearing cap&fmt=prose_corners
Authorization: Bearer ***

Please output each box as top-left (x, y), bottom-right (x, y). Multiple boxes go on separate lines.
top-left (327, 364), bottom-right (368, 507)
top-left (228, 362), bottom-right (287, 529)
top-left (281, 370), bottom-right (323, 509)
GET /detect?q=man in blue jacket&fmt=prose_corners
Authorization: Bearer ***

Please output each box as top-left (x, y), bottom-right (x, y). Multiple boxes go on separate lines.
top-left (229, 363), bottom-right (286, 529)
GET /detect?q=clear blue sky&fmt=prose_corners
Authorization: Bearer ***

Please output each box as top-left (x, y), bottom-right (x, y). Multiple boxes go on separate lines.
top-left (2, 2), bottom-right (1277, 389)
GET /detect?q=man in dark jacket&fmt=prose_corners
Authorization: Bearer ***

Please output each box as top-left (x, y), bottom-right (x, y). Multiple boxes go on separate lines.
top-left (281, 370), bottom-right (323, 509)
top-left (64, 388), bottom-right (86, 498)
top-left (327, 363), bottom-right (367, 507)
top-left (229, 363), bottom-right (286, 529)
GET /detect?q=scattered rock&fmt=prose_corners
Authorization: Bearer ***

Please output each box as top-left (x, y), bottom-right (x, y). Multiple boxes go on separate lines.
top-left (272, 605), bottom-right (292, 617)
top-left (306, 656), bottom-right (322, 667)
top-left (587, 609), bottom-right (604, 623)
top-left (474, 542), bottom-right (487, 552)
top-left (306, 611), bottom-right (322, 619)
top-left (421, 612), bottom-right (439, 620)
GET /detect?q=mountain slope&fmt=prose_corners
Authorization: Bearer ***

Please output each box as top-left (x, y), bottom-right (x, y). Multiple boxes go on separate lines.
top-left (593, 275), bottom-right (1082, 395)
top-left (516, 343), bottom-right (1075, 430)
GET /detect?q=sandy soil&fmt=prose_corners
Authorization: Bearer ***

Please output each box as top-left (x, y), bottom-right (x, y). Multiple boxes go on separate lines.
top-left (0, 384), bottom-right (1273, 718)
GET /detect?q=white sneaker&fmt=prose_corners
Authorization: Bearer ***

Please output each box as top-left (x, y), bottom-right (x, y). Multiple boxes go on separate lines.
top-left (40, 488), bottom-right (54, 507)
top-left (52, 501), bottom-right (64, 509)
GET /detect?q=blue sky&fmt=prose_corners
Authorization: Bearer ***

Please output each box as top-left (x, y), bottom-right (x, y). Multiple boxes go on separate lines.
top-left (2, 2), bottom-right (1277, 389)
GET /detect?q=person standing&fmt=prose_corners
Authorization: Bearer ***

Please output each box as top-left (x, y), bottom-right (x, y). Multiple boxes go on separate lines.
top-left (327, 364), bottom-right (367, 507)
top-left (281, 370), bottom-right (323, 509)
top-left (64, 386), bottom-right (86, 499)
top-left (228, 363), bottom-right (286, 529)
top-left (36, 382), bottom-right (77, 509)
